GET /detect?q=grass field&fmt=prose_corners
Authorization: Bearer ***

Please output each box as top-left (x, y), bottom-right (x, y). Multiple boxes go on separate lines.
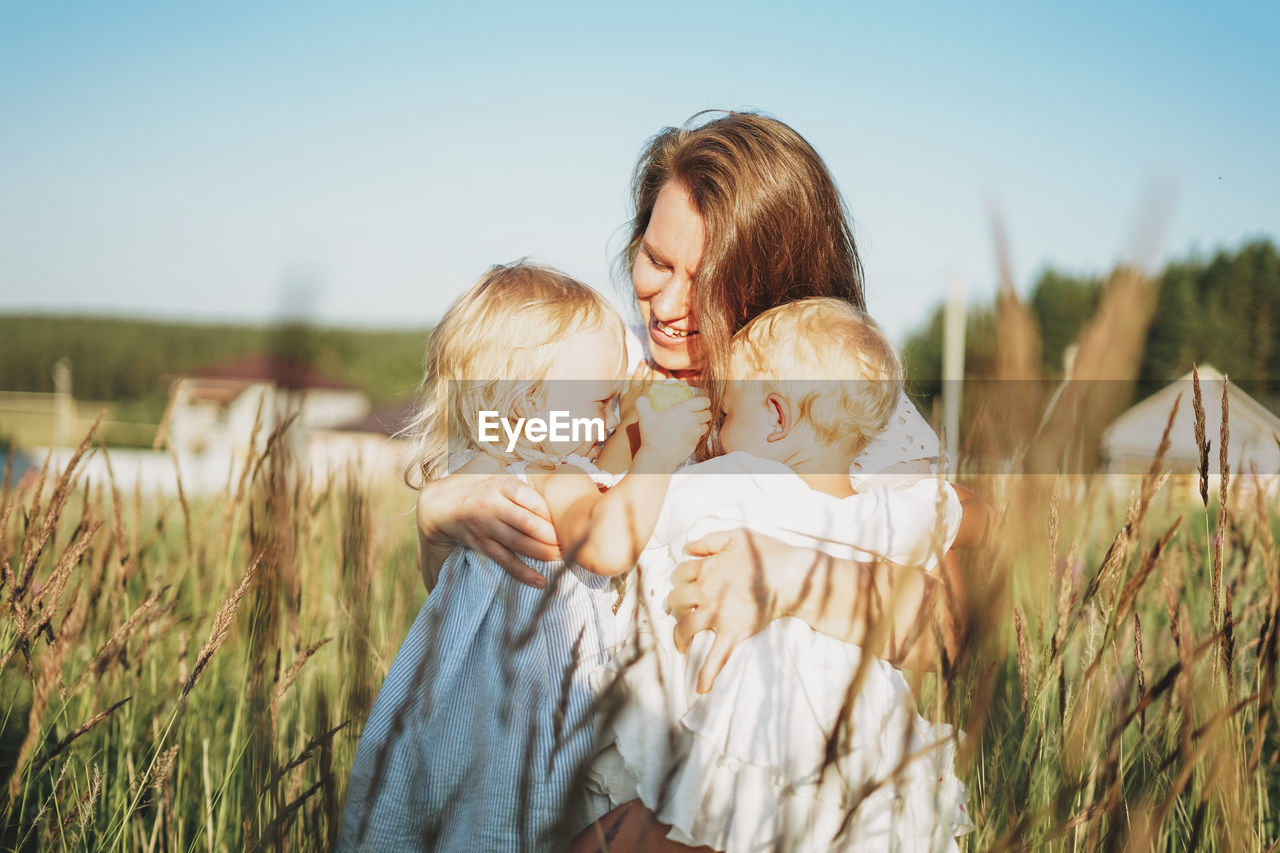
top-left (2, 388), bottom-right (1278, 850)
top-left (1, 417), bottom-right (422, 851)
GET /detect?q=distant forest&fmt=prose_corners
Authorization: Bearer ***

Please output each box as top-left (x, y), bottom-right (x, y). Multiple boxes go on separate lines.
top-left (0, 316), bottom-right (429, 421)
top-left (902, 238), bottom-right (1280, 402)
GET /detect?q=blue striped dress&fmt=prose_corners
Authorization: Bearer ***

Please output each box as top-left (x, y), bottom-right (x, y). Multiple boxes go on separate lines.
top-left (337, 546), bottom-right (621, 852)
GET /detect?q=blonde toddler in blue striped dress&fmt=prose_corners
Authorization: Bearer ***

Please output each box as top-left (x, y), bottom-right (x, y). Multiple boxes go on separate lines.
top-left (337, 262), bottom-right (712, 851)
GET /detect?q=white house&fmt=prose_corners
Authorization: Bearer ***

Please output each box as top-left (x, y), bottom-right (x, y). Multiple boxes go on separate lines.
top-left (165, 354), bottom-right (371, 462)
top-left (1101, 366), bottom-right (1280, 489)
top-left (30, 356), bottom-right (416, 498)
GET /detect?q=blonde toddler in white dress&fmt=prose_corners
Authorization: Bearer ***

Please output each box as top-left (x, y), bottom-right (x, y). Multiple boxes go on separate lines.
top-left (593, 298), bottom-right (974, 852)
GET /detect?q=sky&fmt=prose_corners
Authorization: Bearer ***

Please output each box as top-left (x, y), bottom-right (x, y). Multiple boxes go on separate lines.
top-left (2, 1), bottom-right (1277, 346)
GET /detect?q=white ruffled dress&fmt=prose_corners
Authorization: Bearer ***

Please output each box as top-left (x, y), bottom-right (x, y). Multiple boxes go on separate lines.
top-left (591, 451), bottom-right (973, 852)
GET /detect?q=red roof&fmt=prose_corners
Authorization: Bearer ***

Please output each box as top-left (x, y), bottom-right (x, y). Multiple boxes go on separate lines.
top-left (185, 354), bottom-right (355, 391)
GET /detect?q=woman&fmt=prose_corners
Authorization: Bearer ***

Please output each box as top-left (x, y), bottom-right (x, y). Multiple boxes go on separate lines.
top-left (418, 109), bottom-right (958, 659)
top-left (413, 111), bottom-right (975, 849)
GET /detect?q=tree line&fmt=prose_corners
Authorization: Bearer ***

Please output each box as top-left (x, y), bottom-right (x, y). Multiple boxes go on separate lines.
top-left (902, 237), bottom-right (1280, 403)
top-left (0, 316), bottom-right (430, 422)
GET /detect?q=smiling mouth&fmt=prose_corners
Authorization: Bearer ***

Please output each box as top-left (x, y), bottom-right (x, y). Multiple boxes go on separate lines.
top-left (651, 316), bottom-right (698, 342)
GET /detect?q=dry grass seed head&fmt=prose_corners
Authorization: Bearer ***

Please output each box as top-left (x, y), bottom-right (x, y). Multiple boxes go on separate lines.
top-left (71, 583), bottom-right (168, 693)
top-left (1192, 364), bottom-right (1209, 507)
top-left (1014, 607), bottom-right (1030, 711)
top-left (1048, 480), bottom-right (1060, 579)
top-left (1084, 491), bottom-right (1143, 608)
top-left (0, 520), bottom-right (104, 672)
top-left (1222, 577), bottom-right (1236, 699)
top-left (20, 449), bottom-right (53, 554)
top-left (7, 641), bottom-right (73, 798)
top-left (275, 636), bottom-right (333, 705)
top-left (184, 553), bottom-right (261, 698)
top-left (148, 745), bottom-right (180, 790)
top-left (1114, 517), bottom-right (1182, 631)
top-left (74, 764), bottom-right (104, 841)
top-left (19, 417), bottom-right (102, 591)
top-left (1219, 376), bottom-right (1231, 504)
top-left (1134, 612), bottom-right (1147, 734)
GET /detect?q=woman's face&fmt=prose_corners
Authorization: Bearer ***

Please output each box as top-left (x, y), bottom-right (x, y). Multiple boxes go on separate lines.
top-left (632, 180), bottom-right (706, 377)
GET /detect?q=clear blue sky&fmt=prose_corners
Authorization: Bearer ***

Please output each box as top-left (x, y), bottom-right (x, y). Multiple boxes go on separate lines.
top-left (2, 1), bottom-right (1276, 345)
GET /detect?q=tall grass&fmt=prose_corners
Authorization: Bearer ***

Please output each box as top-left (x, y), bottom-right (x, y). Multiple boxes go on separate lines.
top-left (935, 256), bottom-right (1280, 850)
top-left (940, 462), bottom-right (1280, 849)
top-left (1, 413), bottom-right (420, 851)
top-left (3, 270), bottom-right (1279, 850)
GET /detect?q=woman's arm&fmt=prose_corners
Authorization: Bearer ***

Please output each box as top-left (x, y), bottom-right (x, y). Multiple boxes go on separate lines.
top-left (663, 473), bottom-right (970, 689)
top-left (664, 529), bottom-right (950, 693)
top-left (950, 483), bottom-right (992, 549)
top-left (415, 453), bottom-right (561, 591)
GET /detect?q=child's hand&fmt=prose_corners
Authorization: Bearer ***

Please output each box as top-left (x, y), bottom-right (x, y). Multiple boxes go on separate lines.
top-left (618, 362), bottom-right (664, 428)
top-left (635, 393), bottom-right (712, 468)
top-left (648, 379), bottom-right (695, 412)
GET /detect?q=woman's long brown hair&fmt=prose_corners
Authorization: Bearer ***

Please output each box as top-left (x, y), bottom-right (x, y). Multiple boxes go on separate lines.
top-left (623, 110), bottom-right (865, 386)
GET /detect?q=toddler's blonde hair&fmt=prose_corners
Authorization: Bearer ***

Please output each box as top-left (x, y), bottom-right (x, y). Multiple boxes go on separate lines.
top-left (730, 297), bottom-right (902, 457)
top-left (404, 261), bottom-right (624, 487)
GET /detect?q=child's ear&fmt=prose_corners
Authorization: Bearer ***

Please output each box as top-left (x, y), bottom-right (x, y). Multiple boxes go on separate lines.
top-left (765, 392), bottom-right (792, 443)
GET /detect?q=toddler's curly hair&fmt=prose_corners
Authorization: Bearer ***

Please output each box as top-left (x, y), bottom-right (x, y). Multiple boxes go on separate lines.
top-left (729, 297), bottom-right (902, 458)
top-left (404, 261), bottom-right (624, 487)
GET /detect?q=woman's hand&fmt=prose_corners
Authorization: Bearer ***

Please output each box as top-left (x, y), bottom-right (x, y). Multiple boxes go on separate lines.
top-left (665, 529), bottom-right (799, 694)
top-left (415, 468), bottom-right (560, 590)
top-left (667, 528), bottom-right (948, 692)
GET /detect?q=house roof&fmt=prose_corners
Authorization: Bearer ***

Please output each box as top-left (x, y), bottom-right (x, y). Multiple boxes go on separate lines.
top-left (183, 354), bottom-right (356, 392)
top-left (1102, 365), bottom-right (1280, 471)
top-left (1107, 366), bottom-right (1280, 436)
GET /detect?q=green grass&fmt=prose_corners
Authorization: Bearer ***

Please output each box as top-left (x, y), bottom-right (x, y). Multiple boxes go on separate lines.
top-left (1, 421), bottom-right (421, 851)
top-left (2, 418), bottom-right (1278, 850)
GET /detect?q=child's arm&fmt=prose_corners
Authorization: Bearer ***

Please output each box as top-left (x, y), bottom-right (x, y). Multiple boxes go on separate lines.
top-left (594, 420), bottom-right (636, 475)
top-left (527, 395), bottom-right (710, 577)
